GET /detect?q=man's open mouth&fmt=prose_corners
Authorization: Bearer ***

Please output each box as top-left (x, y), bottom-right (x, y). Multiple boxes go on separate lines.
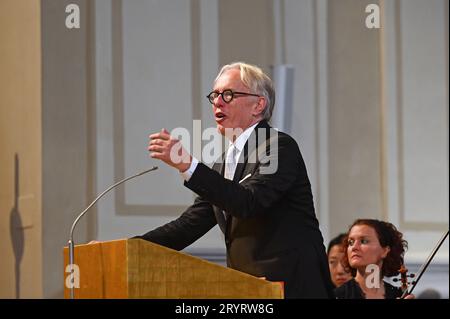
top-left (215, 112), bottom-right (226, 122)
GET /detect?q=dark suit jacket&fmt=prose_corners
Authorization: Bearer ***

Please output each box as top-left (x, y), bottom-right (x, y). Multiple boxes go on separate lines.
top-left (137, 120), bottom-right (334, 298)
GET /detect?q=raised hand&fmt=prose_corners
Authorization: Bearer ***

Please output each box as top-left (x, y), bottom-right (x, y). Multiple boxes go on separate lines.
top-left (148, 128), bottom-right (192, 172)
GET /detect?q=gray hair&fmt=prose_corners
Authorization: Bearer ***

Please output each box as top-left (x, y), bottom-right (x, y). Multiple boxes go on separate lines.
top-left (215, 62), bottom-right (275, 121)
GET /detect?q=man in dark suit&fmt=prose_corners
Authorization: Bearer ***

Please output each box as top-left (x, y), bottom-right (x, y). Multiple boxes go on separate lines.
top-left (141, 62), bottom-right (334, 298)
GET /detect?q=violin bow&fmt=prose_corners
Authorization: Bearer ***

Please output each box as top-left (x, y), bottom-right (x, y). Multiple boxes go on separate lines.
top-left (401, 229), bottom-right (449, 298)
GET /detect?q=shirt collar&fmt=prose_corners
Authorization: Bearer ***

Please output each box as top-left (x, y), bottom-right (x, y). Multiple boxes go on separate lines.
top-left (229, 121), bottom-right (259, 152)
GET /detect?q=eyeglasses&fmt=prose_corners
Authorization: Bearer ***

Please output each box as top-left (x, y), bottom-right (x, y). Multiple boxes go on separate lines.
top-left (206, 89), bottom-right (260, 104)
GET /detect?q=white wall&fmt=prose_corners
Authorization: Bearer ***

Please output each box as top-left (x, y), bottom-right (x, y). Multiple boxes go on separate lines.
top-left (94, 0), bottom-right (225, 253)
top-left (383, 0), bottom-right (449, 262)
top-left (278, 0), bottom-right (330, 241)
top-left (382, 0), bottom-right (449, 296)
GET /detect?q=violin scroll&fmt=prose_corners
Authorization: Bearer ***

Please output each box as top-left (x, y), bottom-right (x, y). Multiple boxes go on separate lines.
top-left (393, 264), bottom-right (415, 293)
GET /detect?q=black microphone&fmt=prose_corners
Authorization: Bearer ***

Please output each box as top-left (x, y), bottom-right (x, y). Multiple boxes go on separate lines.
top-left (67, 166), bottom-right (158, 299)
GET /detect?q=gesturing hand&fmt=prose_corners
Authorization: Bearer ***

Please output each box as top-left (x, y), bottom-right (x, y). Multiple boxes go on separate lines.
top-left (148, 128), bottom-right (192, 172)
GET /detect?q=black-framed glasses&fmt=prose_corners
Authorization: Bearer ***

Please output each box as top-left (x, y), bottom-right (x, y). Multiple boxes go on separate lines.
top-left (206, 89), bottom-right (260, 104)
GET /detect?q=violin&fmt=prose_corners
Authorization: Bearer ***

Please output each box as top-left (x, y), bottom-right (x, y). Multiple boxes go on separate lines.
top-left (393, 264), bottom-right (415, 295)
top-left (396, 230), bottom-right (449, 299)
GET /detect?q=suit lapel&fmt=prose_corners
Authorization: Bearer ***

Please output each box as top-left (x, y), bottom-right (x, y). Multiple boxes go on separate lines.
top-left (212, 153), bottom-right (227, 234)
top-left (232, 157), bottom-right (246, 183)
top-left (213, 121), bottom-right (272, 235)
top-left (232, 120), bottom-right (270, 183)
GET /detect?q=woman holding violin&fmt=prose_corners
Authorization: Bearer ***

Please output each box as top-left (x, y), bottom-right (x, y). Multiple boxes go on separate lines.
top-left (335, 219), bottom-right (414, 299)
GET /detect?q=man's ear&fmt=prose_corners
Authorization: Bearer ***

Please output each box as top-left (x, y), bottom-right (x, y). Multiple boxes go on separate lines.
top-left (253, 97), bottom-right (266, 117)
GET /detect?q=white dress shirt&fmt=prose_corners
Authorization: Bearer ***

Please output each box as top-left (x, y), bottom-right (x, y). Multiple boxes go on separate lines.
top-left (181, 122), bottom-right (259, 181)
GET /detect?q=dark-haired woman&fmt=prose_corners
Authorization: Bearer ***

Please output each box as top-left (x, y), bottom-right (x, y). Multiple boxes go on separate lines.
top-left (335, 219), bottom-right (414, 299)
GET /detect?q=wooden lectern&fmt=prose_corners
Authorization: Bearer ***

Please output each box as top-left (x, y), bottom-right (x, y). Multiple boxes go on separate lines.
top-left (63, 239), bottom-right (284, 299)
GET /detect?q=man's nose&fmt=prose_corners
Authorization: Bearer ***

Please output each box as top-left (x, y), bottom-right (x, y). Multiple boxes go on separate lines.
top-left (213, 96), bottom-right (225, 108)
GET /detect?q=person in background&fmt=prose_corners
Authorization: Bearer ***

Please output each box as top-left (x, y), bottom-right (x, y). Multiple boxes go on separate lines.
top-left (335, 219), bottom-right (414, 299)
top-left (327, 233), bottom-right (352, 288)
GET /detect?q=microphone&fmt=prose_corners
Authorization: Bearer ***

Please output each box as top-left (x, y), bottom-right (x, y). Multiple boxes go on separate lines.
top-left (67, 166), bottom-right (158, 299)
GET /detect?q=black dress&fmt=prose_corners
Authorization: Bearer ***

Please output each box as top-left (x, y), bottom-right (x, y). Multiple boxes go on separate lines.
top-left (335, 278), bottom-right (402, 299)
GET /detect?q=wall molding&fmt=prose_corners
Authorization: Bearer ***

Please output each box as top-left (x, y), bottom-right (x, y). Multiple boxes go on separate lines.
top-left (111, 0), bottom-right (202, 216)
top-left (393, 0), bottom-right (448, 231)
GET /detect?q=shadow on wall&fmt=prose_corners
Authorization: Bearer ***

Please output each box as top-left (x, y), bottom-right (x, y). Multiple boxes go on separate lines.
top-left (9, 154), bottom-right (24, 299)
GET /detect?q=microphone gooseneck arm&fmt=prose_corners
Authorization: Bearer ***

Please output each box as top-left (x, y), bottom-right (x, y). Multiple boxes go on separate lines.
top-left (67, 166), bottom-right (158, 299)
